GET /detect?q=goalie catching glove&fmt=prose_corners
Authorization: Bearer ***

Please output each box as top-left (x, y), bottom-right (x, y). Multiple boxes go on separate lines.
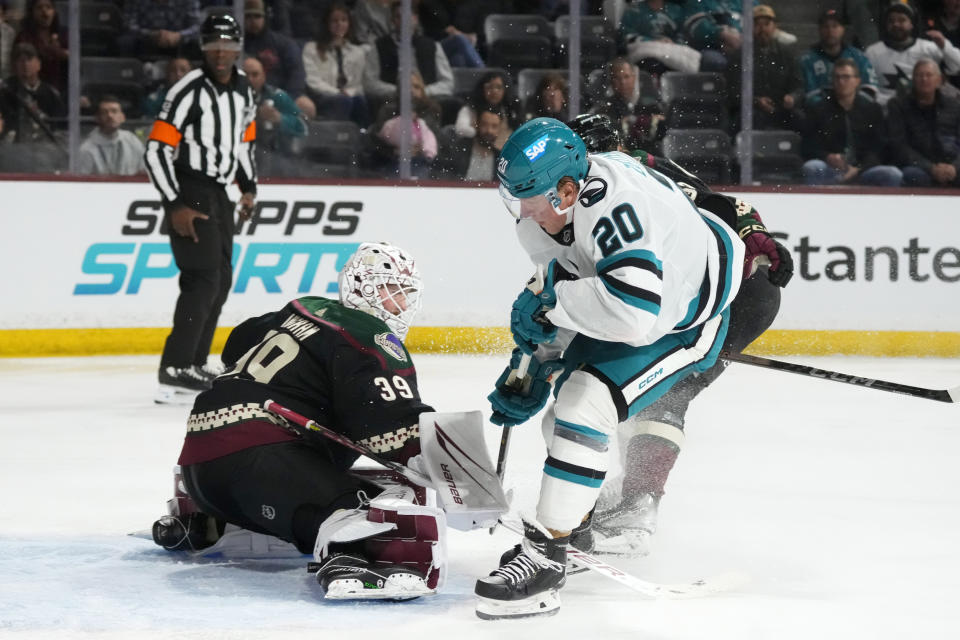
top-left (735, 200), bottom-right (793, 288)
top-left (489, 348), bottom-right (564, 427)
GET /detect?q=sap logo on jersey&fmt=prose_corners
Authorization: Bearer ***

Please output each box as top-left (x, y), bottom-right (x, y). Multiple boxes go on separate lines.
top-left (524, 135), bottom-right (550, 162)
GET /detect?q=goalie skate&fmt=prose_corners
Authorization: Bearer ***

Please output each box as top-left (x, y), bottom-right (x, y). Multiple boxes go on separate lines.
top-left (312, 553), bottom-right (433, 601)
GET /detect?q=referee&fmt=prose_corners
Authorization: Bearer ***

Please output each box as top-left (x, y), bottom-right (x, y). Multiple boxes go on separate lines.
top-left (145, 12), bottom-right (258, 404)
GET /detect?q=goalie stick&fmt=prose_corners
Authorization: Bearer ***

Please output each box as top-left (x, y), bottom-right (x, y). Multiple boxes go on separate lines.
top-left (722, 351), bottom-right (960, 403)
top-left (265, 401), bottom-right (508, 530)
top-left (264, 400), bottom-right (431, 486)
top-left (497, 519), bottom-right (745, 599)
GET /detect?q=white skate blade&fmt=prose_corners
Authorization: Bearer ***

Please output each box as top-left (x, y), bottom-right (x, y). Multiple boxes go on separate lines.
top-left (591, 529), bottom-right (652, 558)
top-left (475, 590), bottom-right (561, 620)
top-left (323, 572), bottom-right (434, 601)
top-left (154, 384), bottom-right (200, 405)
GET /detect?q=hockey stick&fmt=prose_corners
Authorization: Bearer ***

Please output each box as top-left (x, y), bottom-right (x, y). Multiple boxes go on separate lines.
top-left (497, 519), bottom-right (745, 599)
top-left (263, 400), bottom-right (431, 486)
top-left (722, 351), bottom-right (960, 403)
top-left (489, 265), bottom-right (547, 535)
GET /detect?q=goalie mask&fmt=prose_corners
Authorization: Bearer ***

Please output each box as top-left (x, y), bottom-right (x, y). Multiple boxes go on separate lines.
top-left (339, 242), bottom-right (423, 340)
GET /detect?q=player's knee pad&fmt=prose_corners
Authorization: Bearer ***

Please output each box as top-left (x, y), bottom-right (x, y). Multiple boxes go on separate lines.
top-left (550, 369), bottom-right (620, 460)
top-left (313, 484), bottom-right (447, 591)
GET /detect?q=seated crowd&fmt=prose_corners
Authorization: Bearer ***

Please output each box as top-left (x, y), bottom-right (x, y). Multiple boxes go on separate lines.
top-left (0, 0), bottom-right (958, 187)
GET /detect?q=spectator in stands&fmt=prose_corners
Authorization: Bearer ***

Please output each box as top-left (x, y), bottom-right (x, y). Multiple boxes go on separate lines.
top-left (303, 2), bottom-right (370, 127)
top-left (364, 1), bottom-right (454, 104)
top-left (243, 55), bottom-right (307, 154)
top-left (926, 0), bottom-right (960, 48)
top-left (749, 5), bottom-right (803, 130)
top-left (373, 70), bottom-right (439, 178)
top-left (202, 0), bottom-right (294, 35)
top-left (142, 58), bottom-right (193, 119)
top-left (800, 9), bottom-right (880, 102)
top-left (433, 105), bottom-right (503, 181)
top-left (592, 57), bottom-right (662, 149)
top-left (77, 95), bottom-right (146, 176)
top-left (416, 0), bottom-right (485, 68)
top-left (120, 0), bottom-right (203, 58)
top-left (683, 0), bottom-right (748, 59)
top-left (620, 0), bottom-right (725, 74)
top-left (0, 108), bottom-right (5, 142)
top-left (13, 0), bottom-right (67, 94)
top-left (888, 58), bottom-right (960, 186)
top-left (866, 1), bottom-right (960, 105)
top-left (244, 0), bottom-right (316, 119)
top-left (801, 58), bottom-right (902, 186)
top-left (1, 1), bottom-right (15, 82)
top-left (0, 42), bottom-right (64, 143)
top-left (453, 69), bottom-right (519, 147)
top-left (924, 0), bottom-right (960, 86)
top-left (524, 71), bottom-right (569, 122)
top-left (353, 0), bottom-right (393, 45)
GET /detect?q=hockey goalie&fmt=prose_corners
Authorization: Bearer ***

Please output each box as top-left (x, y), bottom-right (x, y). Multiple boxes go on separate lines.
top-left (150, 242), bottom-right (507, 600)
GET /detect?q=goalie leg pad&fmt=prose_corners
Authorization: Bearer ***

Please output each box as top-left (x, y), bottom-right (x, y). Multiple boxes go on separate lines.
top-left (312, 486), bottom-right (447, 599)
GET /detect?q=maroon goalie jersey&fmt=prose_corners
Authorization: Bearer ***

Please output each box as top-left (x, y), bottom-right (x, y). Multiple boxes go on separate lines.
top-left (178, 296), bottom-right (432, 468)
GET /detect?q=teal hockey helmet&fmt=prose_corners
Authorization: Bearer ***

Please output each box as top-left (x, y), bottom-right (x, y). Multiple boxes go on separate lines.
top-left (497, 117), bottom-right (589, 201)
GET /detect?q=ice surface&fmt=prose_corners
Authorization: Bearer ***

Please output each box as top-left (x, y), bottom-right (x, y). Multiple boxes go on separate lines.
top-left (1, 354), bottom-right (959, 639)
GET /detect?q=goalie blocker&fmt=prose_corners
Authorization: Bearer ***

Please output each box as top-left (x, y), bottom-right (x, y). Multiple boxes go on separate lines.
top-left (151, 410), bottom-right (508, 600)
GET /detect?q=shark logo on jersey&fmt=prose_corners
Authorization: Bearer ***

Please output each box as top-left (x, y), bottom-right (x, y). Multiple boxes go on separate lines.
top-left (375, 332), bottom-right (408, 362)
top-left (579, 177), bottom-right (608, 207)
top-left (524, 135), bottom-right (550, 162)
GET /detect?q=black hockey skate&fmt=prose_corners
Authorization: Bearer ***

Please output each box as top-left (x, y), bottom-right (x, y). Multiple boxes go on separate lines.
top-left (311, 553), bottom-right (432, 601)
top-left (155, 365), bottom-right (212, 404)
top-left (152, 512), bottom-right (220, 551)
top-left (475, 519), bottom-right (568, 620)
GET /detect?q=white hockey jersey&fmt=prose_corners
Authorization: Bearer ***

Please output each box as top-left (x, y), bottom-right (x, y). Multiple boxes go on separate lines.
top-left (517, 151), bottom-right (744, 348)
top-left (865, 38), bottom-right (960, 105)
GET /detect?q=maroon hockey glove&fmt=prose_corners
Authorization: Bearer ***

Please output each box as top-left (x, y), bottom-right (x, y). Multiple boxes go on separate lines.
top-left (736, 202), bottom-right (793, 288)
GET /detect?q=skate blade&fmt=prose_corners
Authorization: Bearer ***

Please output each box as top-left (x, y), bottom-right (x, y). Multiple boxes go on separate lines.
top-left (475, 591), bottom-right (560, 620)
top-left (323, 574), bottom-right (434, 601)
top-left (154, 384), bottom-right (201, 405)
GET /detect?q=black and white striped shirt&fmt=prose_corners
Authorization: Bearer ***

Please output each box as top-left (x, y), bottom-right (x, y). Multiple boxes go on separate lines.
top-left (144, 66), bottom-right (257, 206)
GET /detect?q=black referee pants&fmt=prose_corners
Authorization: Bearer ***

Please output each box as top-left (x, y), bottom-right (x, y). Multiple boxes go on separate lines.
top-left (160, 173), bottom-right (235, 370)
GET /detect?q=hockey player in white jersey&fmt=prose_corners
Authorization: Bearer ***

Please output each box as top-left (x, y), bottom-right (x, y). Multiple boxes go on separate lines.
top-left (474, 117), bottom-right (756, 619)
top-left (563, 113), bottom-right (791, 558)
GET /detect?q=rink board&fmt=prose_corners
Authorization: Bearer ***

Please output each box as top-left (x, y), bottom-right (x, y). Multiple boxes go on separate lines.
top-left (1, 180), bottom-right (959, 356)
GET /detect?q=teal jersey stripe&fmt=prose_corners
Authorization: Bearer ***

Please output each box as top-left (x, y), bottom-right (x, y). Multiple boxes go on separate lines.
top-left (597, 249), bottom-right (663, 315)
top-left (544, 463), bottom-right (606, 488)
top-left (597, 248), bottom-right (663, 274)
top-left (701, 215), bottom-right (736, 317)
